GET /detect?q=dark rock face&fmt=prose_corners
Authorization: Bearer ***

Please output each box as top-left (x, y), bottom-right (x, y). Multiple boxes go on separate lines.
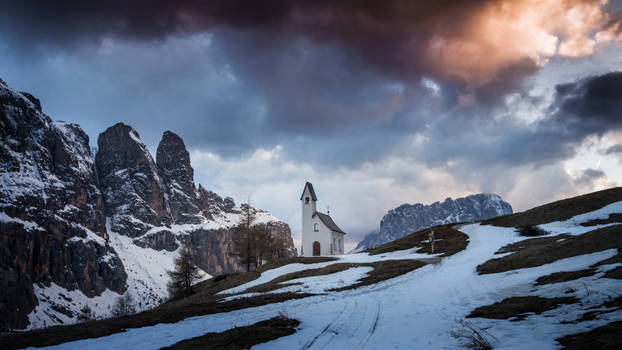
top-left (156, 131), bottom-right (204, 223)
top-left (96, 123), bottom-right (169, 237)
top-left (133, 230), bottom-right (179, 252)
top-left (156, 131), bottom-right (200, 220)
top-left (266, 221), bottom-right (297, 257)
top-left (354, 194), bottom-right (513, 251)
top-left (0, 81), bottom-right (127, 331)
top-left (188, 228), bottom-right (238, 275)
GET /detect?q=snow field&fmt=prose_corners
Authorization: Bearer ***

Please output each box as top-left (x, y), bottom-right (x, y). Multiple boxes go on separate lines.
top-left (30, 202), bottom-right (622, 349)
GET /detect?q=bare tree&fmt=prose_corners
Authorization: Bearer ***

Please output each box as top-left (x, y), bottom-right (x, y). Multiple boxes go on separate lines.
top-left (111, 293), bottom-right (136, 318)
top-left (167, 239), bottom-right (202, 298)
top-left (252, 223), bottom-right (271, 268)
top-left (77, 304), bottom-right (95, 322)
top-left (231, 201), bottom-right (257, 271)
top-left (231, 202), bottom-right (293, 270)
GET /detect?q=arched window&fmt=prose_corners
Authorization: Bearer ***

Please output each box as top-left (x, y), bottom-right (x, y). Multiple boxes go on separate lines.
top-left (305, 197), bottom-right (310, 204)
top-left (339, 238), bottom-right (342, 251)
top-left (313, 223), bottom-right (319, 232)
top-left (333, 237), bottom-right (336, 250)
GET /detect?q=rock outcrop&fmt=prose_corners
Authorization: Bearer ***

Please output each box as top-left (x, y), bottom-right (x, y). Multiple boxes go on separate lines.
top-left (354, 194), bottom-right (513, 251)
top-left (0, 80), bottom-right (126, 330)
top-left (0, 79), bottom-right (296, 331)
top-left (96, 123), bottom-right (169, 237)
top-left (156, 131), bottom-right (203, 223)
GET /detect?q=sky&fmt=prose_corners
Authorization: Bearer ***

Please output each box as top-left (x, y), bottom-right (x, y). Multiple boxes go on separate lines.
top-left (2, 0), bottom-right (622, 252)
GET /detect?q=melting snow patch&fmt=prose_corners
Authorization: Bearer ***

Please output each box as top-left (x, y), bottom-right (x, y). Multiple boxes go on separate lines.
top-left (538, 201), bottom-right (622, 236)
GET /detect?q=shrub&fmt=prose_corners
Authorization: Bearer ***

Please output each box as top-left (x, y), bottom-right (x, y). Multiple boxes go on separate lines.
top-left (518, 225), bottom-right (548, 237)
top-left (451, 319), bottom-right (496, 349)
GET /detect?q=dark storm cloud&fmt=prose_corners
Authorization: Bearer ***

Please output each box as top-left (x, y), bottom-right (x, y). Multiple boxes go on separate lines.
top-left (541, 71), bottom-right (622, 138)
top-left (1, 0), bottom-right (621, 173)
top-left (0, 0), bottom-right (557, 100)
top-left (413, 71), bottom-right (622, 176)
top-left (574, 168), bottom-right (606, 186)
top-left (552, 71), bottom-right (622, 132)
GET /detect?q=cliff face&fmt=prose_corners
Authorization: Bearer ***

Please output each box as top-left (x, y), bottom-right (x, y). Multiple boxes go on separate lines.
top-left (354, 194), bottom-right (513, 251)
top-left (0, 80), bottom-right (126, 330)
top-left (0, 79), bottom-right (295, 331)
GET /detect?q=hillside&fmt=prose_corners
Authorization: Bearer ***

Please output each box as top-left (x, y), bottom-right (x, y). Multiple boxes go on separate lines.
top-left (1, 187), bottom-right (620, 349)
top-left (0, 79), bottom-right (295, 331)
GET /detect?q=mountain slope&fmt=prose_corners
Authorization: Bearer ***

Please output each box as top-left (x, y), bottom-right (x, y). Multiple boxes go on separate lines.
top-left (0, 79), bottom-right (295, 331)
top-left (354, 193), bottom-right (513, 251)
top-left (3, 187), bottom-right (620, 349)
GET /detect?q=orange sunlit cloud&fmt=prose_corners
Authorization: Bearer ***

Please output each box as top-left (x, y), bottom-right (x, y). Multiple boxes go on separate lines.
top-left (423, 0), bottom-right (616, 86)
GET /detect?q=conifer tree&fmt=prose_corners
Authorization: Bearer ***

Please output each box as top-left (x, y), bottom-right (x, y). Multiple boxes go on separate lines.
top-left (167, 240), bottom-right (202, 298)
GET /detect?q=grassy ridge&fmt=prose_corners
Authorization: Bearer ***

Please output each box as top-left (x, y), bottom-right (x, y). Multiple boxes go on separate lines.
top-left (366, 224), bottom-right (468, 257)
top-left (484, 187), bottom-right (622, 228)
top-left (476, 224), bottom-right (622, 275)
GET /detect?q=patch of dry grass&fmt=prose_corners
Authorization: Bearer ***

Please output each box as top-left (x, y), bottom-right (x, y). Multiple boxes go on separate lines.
top-left (535, 269), bottom-right (595, 286)
top-left (603, 267), bottom-right (622, 279)
top-left (160, 315), bottom-right (300, 350)
top-left (563, 296), bottom-right (622, 324)
top-left (242, 263), bottom-right (358, 294)
top-left (467, 296), bottom-right (578, 321)
top-left (484, 187), bottom-right (622, 228)
top-left (477, 225), bottom-right (622, 275)
top-left (494, 234), bottom-right (570, 254)
top-left (330, 259), bottom-right (426, 292)
top-left (581, 213), bottom-right (622, 227)
top-left (231, 259), bottom-right (428, 295)
top-left (556, 320), bottom-right (622, 349)
top-left (366, 224), bottom-right (468, 257)
top-left (179, 256), bottom-right (338, 305)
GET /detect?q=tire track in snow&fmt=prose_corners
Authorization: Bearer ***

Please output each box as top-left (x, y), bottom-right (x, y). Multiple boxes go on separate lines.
top-left (301, 301), bottom-right (351, 350)
top-left (354, 299), bottom-right (381, 350)
top-left (300, 296), bottom-right (382, 350)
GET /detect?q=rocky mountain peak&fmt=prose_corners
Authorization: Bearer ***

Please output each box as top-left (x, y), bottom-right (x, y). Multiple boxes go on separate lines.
top-left (96, 122), bottom-right (169, 237)
top-left (156, 130), bottom-right (200, 221)
top-left (157, 131), bottom-right (194, 190)
top-left (354, 193), bottom-right (513, 252)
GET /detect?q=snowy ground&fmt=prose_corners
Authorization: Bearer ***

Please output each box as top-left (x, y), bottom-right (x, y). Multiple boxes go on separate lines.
top-left (29, 202), bottom-right (622, 349)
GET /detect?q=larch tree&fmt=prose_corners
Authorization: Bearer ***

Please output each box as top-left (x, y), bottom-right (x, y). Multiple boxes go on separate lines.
top-left (231, 201), bottom-right (257, 272)
top-left (167, 239), bottom-right (202, 299)
top-left (231, 201), bottom-right (292, 270)
top-left (252, 223), bottom-right (272, 268)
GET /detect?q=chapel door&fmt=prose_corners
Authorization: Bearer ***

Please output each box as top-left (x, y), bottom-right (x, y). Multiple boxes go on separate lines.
top-left (313, 241), bottom-right (321, 256)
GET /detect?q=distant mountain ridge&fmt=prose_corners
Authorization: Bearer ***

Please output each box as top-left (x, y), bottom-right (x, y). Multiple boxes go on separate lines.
top-left (354, 193), bottom-right (513, 251)
top-left (0, 78), bottom-right (295, 331)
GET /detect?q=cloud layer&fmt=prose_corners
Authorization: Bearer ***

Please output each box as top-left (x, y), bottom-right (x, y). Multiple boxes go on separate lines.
top-left (1, 0), bottom-right (621, 243)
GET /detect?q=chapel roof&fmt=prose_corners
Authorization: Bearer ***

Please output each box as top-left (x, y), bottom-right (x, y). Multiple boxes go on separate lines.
top-left (300, 181), bottom-right (318, 201)
top-left (313, 212), bottom-right (346, 234)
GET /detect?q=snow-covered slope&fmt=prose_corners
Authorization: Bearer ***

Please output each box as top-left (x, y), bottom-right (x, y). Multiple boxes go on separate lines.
top-left (354, 193), bottom-right (513, 252)
top-left (23, 194), bottom-right (621, 349)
